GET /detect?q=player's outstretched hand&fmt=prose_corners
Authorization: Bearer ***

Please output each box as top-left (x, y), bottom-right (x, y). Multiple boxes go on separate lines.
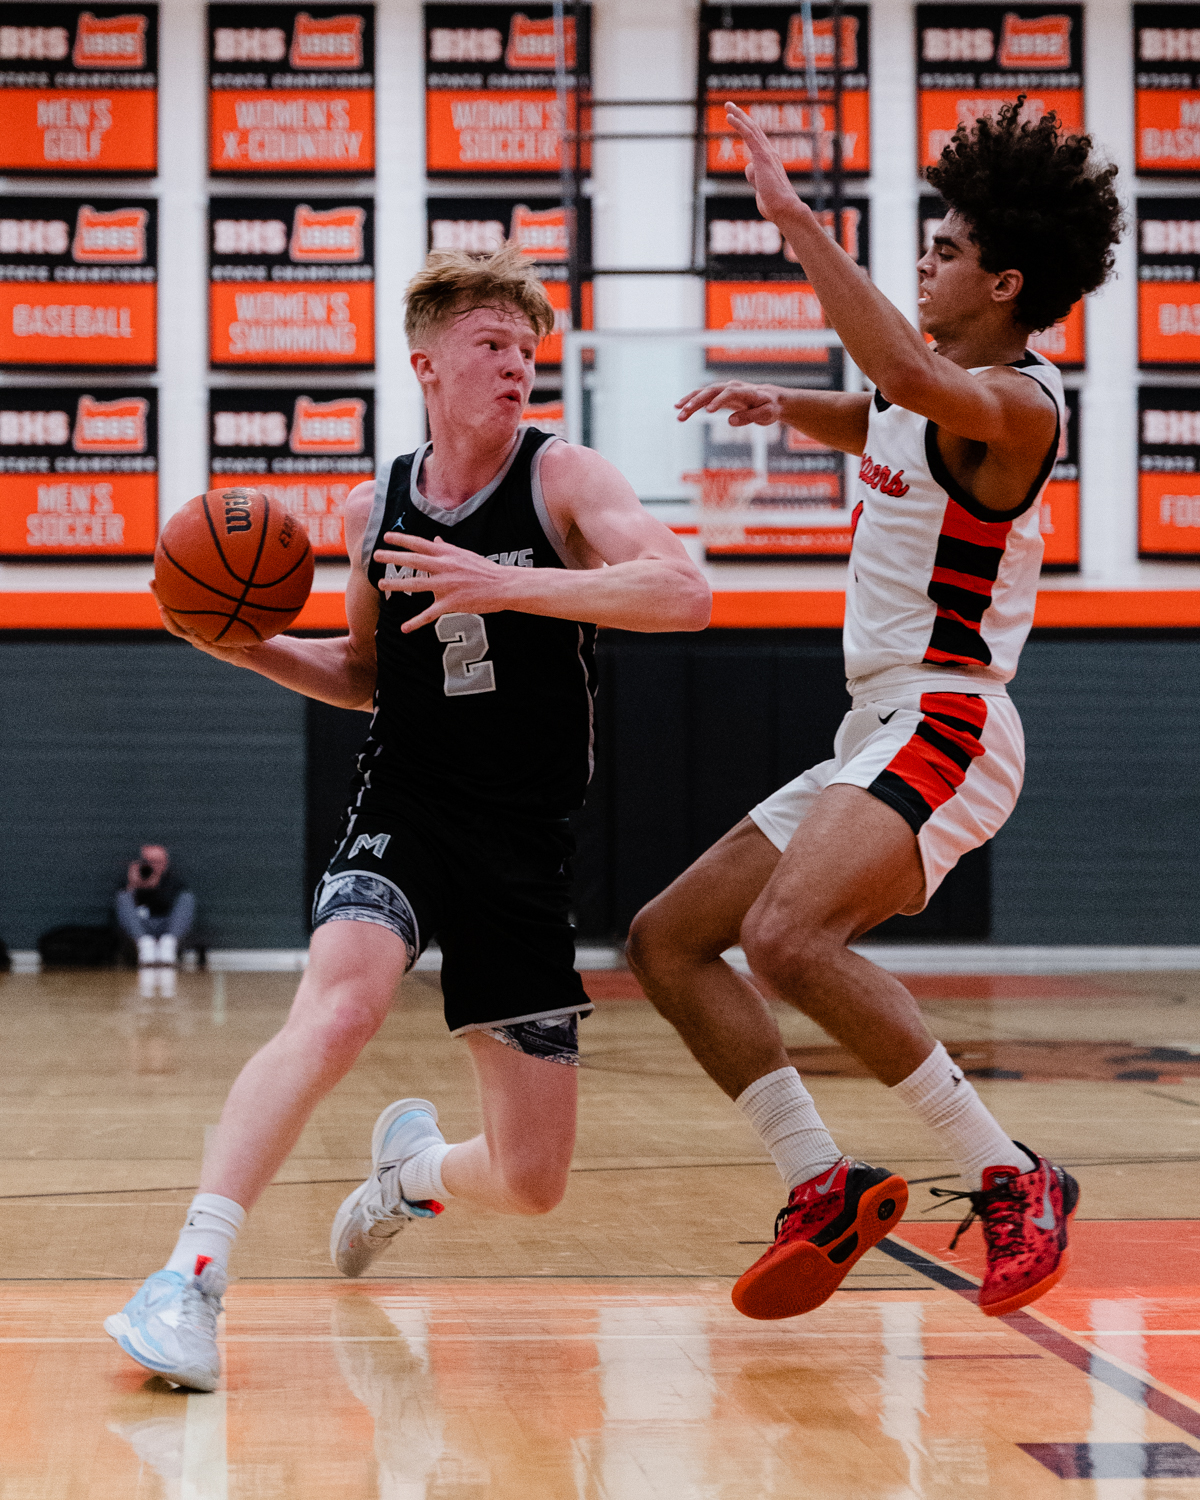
top-left (375, 533), bottom-right (518, 631)
top-left (725, 101), bottom-right (804, 226)
top-left (676, 380), bottom-right (783, 426)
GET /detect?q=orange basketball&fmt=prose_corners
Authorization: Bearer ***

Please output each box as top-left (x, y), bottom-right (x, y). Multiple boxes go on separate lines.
top-left (154, 488), bottom-right (314, 645)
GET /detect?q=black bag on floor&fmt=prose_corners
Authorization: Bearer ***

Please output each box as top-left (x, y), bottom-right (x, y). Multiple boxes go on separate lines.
top-left (36, 925), bottom-right (118, 967)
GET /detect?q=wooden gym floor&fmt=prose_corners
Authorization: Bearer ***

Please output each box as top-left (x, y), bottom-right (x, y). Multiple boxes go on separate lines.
top-left (2, 964), bottom-right (1200, 1498)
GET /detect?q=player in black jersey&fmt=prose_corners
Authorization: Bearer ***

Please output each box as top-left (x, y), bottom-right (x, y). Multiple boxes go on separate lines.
top-left (105, 244), bottom-right (710, 1393)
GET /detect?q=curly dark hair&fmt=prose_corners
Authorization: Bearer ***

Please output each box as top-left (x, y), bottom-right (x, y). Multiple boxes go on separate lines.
top-left (925, 98), bottom-right (1124, 332)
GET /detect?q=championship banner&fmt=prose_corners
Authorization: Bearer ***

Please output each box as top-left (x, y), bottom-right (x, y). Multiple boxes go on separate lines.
top-left (1138, 196), bottom-right (1200, 367)
top-left (209, 3), bottom-right (374, 175)
top-left (916, 4), bottom-right (1083, 172)
top-left (1138, 386), bottom-right (1200, 556)
top-left (0, 3), bottom-right (157, 174)
top-left (919, 193), bottom-right (1082, 365)
top-left (0, 385), bottom-right (157, 557)
top-left (704, 193), bottom-right (869, 367)
top-left (426, 195), bottom-right (592, 365)
top-left (0, 195), bottom-right (157, 369)
top-left (1135, 4), bottom-right (1200, 173)
top-left (700, 4), bottom-right (870, 177)
top-left (209, 387), bottom-right (373, 556)
top-left (209, 196), bottom-right (374, 369)
top-left (1041, 385), bottom-right (1079, 568)
top-left (425, 3), bottom-right (591, 175)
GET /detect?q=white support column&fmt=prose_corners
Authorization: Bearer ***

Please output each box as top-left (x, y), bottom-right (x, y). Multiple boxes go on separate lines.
top-left (375, 0), bottom-right (428, 458)
top-left (1080, 0), bottom-right (1139, 586)
top-left (156, 0), bottom-right (211, 522)
top-left (869, 0), bottom-right (919, 328)
top-left (589, 0), bottom-right (703, 499)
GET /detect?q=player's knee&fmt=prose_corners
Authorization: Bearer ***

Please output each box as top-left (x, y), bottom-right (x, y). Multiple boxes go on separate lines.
top-left (304, 989), bottom-right (385, 1066)
top-left (741, 910), bottom-right (826, 992)
top-left (625, 902), bottom-right (667, 980)
top-left (626, 897), bottom-right (715, 982)
top-left (501, 1157), bottom-right (570, 1215)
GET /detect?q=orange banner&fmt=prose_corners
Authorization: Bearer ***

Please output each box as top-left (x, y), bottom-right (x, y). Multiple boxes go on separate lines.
top-left (1136, 89), bottom-right (1200, 171)
top-left (210, 90), bottom-right (374, 172)
top-left (0, 88), bottom-right (156, 172)
top-left (1139, 471), bottom-right (1200, 555)
top-left (918, 90), bottom-right (1082, 168)
top-left (1039, 479), bottom-right (1079, 567)
top-left (10, 586), bottom-right (1200, 631)
top-left (706, 528), bottom-right (854, 559)
top-left (706, 93), bottom-right (869, 175)
top-left (705, 280), bottom-right (828, 364)
top-left (0, 471), bottom-right (156, 557)
top-left (1139, 280), bottom-right (1200, 363)
top-left (210, 281), bottom-right (374, 366)
top-left (0, 589), bottom-right (348, 630)
top-left (426, 90), bottom-right (585, 173)
top-left (1027, 302), bottom-right (1085, 366)
top-left (537, 279), bottom-right (591, 366)
top-left (0, 283), bottom-right (155, 366)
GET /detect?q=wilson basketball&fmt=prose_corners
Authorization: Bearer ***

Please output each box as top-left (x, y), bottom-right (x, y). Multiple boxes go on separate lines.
top-left (154, 488), bottom-right (314, 645)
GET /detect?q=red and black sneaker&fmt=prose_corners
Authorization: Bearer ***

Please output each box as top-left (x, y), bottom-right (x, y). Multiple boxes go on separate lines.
top-left (932, 1142), bottom-right (1080, 1318)
top-left (732, 1158), bottom-right (909, 1320)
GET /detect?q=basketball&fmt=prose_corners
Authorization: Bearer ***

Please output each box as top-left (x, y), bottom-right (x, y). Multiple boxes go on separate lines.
top-left (154, 488), bottom-right (314, 645)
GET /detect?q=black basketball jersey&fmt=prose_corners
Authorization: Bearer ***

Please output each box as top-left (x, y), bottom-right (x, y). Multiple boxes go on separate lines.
top-left (358, 427), bottom-right (598, 816)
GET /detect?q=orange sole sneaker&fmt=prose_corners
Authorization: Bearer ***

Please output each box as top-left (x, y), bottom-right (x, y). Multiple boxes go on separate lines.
top-left (979, 1189), bottom-right (1079, 1318)
top-left (732, 1171), bottom-right (909, 1321)
top-left (979, 1249), bottom-right (1072, 1317)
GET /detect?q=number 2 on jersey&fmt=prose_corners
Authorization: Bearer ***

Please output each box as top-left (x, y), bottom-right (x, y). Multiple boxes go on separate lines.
top-left (436, 612), bottom-right (496, 697)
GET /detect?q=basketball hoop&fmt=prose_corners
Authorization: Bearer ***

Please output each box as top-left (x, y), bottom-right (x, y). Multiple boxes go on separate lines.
top-left (682, 467), bottom-right (757, 511)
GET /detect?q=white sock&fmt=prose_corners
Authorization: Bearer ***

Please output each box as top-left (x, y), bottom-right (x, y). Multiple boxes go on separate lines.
top-left (735, 1067), bottom-right (843, 1192)
top-left (165, 1193), bottom-right (246, 1276)
top-left (399, 1142), bottom-right (453, 1203)
top-left (891, 1042), bottom-right (1035, 1191)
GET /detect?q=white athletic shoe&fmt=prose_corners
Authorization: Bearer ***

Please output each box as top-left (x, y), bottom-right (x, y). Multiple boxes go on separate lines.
top-left (104, 1259), bottom-right (226, 1392)
top-left (331, 1098), bottom-right (446, 1278)
top-left (137, 935), bottom-right (157, 967)
top-left (156, 934), bottom-right (177, 965)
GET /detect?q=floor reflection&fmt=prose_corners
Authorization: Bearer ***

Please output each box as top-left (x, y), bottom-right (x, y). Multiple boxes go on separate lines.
top-left (120, 966), bottom-right (191, 1075)
top-left (106, 1392), bottom-right (187, 1500)
top-left (331, 1293), bottom-right (445, 1497)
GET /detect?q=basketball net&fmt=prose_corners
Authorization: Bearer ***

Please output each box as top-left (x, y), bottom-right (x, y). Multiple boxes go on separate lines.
top-left (681, 467), bottom-right (757, 511)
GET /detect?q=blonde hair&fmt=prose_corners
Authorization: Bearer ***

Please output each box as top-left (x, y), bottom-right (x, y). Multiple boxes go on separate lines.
top-left (404, 242), bottom-right (556, 347)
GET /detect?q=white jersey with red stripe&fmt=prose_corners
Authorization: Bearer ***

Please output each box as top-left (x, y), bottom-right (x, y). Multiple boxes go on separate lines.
top-left (843, 349), bottom-right (1063, 701)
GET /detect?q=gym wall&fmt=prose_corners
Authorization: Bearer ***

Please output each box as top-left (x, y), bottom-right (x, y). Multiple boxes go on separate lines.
top-left (3, 630), bottom-right (1199, 949)
top-left (3, 0), bottom-right (1200, 952)
top-left (0, 635), bottom-right (307, 950)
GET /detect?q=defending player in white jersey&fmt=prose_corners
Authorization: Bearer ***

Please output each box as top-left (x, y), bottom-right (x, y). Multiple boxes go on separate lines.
top-left (630, 100), bottom-right (1124, 1320)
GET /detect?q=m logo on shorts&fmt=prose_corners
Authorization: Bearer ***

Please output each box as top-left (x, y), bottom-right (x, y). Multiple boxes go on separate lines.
top-left (349, 832), bottom-right (391, 859)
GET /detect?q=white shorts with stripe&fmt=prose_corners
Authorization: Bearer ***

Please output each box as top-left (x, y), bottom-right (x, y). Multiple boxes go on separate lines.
top-left (748, 690), bottom-right (1025, 913)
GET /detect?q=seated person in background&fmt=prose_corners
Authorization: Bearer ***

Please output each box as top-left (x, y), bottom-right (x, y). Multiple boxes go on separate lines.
top-left (115, 845), bottom-right (194, 966)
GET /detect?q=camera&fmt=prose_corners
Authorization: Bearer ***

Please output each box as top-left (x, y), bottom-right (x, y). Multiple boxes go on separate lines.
top-left (138, 861), bottom-right (154, 880)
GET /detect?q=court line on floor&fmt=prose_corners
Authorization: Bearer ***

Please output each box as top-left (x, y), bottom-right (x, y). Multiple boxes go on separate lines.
top-left (182, 1389), bottom-right (226, 1500)
top-left (0, 1338), bottom-right (1146, 1350)
top-left (4, 1152), bottom-right (1199, 1202)
top-left (878, 1237), bottom-right (1200, 1442)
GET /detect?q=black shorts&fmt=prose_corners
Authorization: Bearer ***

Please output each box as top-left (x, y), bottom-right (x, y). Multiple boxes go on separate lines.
top-left (311, 792), bottom-right (593, 1049)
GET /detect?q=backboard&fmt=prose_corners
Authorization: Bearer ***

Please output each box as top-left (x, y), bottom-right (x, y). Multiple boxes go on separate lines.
top-left (560, 327), bottom-right (863, 560)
